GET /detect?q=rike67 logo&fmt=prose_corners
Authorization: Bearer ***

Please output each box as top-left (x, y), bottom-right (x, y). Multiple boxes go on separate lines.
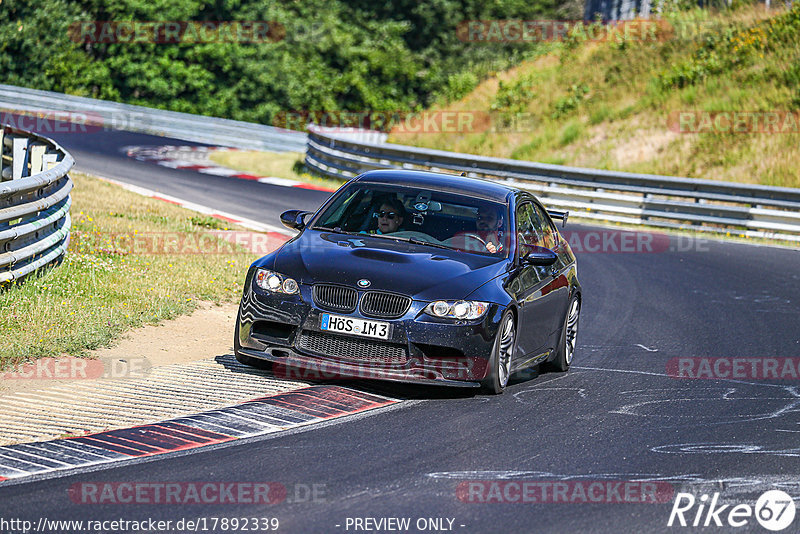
top-left (668, 490), bottom-right (796, 531)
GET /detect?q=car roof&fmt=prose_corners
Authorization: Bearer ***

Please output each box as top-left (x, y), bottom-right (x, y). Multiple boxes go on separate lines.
top-left (352, 169), bottom-right (515, 203)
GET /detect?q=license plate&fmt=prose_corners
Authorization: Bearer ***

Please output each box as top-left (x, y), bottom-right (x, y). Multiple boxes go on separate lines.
top-left (320, 313), bottom-right (390, 340)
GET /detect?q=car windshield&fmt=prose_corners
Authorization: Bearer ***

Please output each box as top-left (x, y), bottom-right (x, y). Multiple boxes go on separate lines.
top-left (312, 183), bottom-right (509, 257)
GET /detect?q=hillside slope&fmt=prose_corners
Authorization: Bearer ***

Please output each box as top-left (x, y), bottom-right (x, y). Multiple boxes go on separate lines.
top-left (389, 4), bottom-right (800, 187)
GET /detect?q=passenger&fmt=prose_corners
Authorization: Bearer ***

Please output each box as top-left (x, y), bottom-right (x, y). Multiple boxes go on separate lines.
top-left (370, 198), bottom-right (406, 234)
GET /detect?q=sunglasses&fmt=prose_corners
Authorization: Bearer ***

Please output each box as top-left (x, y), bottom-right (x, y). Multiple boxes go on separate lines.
top-left (375, 211), bottom-right (399, 220)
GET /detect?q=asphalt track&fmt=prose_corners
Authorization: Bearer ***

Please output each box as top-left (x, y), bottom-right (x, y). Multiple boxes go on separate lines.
top-left (44, 127), bottom-right (332, 220)
top-left (1, 127), bottom-right (799, 533)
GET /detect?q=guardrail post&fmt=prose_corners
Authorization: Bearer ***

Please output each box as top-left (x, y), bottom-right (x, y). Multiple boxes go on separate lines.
top-left (42, 153), bottom-right (58, 170)
top-left (29, 144), bottom-right (46, 175)
top-left (12, 136), bottom-right (30, 179)
top-left (0, 129), bottom-right (4, 182)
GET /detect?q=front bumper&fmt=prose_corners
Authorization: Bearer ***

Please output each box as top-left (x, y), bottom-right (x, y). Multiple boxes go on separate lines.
top-left (236, 283), bottom-right (504, 387)
top-left (237, 347), bottom-right (482, 387)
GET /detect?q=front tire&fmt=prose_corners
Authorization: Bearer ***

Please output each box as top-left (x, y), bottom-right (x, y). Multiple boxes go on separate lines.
top-left (482, 311), bottom-right (516, 394)
top-left (544, 295), bottom-right (580, 372)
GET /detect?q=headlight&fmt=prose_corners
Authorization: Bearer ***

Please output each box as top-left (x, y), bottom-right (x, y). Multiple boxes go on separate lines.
top-left (425, 300), bottom-right (489, 320)
top-left (255, 269), bottom-right (299, 295)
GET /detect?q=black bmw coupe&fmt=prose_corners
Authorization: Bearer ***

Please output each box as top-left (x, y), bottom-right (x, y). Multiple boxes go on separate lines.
top-left (235, 169), bottom-right (581, 393)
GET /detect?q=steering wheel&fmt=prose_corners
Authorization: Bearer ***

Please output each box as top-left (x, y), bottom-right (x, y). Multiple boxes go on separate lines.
top-left (461, 233), bottom-right (488, 247)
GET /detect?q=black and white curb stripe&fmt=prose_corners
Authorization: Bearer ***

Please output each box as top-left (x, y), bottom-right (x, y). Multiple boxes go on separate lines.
top-left (123, 145), bottom-right (334, 191)
top-left (0, 385), bottom-right (398, 483)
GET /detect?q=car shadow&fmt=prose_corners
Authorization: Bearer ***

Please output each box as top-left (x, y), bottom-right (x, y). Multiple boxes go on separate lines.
top-left (215, 354), bottom-right (552, 401)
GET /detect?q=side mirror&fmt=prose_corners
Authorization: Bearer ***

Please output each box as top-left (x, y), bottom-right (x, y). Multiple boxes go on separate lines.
top-left (280, 209), bottom-right (311, 231)
top-left (522, 246), bottom-right (558, 266)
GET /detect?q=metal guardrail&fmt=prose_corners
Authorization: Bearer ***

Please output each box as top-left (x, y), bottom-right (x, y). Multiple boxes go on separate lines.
top-left (0, 125), bottom-right (74, 284)
top-left (306, 126), bottom-right (800, 242)
top-left (2, 85), bottom-right (796, 242)
top-left (0, 84), bottom-right (307, 152)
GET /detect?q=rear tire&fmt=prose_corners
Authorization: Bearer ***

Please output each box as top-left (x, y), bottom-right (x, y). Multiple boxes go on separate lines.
top-left (482, 311), bottom-right (516, 394)
top-left (544, 295), bottom-right (580, 372)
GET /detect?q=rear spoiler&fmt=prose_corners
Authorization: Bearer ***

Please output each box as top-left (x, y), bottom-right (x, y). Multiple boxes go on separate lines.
top-left (547, 209), bottom-right (569, 228)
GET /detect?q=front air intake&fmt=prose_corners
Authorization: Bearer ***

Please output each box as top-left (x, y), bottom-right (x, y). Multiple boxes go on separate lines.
top-left (360, 291), bottom-right (411, 319)
top-left (312, 284), bottom-right (358, 312)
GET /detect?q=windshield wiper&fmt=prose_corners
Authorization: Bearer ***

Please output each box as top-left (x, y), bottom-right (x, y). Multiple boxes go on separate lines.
top-left (377, 235), bottom-right (452, 250)
top-left (313, 226), bottom-right (360, 236)
top-left (406, 237), bottom-right (452, 250)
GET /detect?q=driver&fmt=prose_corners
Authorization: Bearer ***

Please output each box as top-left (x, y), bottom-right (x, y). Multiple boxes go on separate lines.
top-left (476, 205), bottom-right (503, 253)
top-left (369, 198), bottom-right (405, 234)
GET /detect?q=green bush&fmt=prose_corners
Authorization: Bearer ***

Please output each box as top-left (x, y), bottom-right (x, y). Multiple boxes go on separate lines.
top-left (552, 83), bottom-right (590, 118)
top-left (491, 73), bottom-right (538, 113)
top-left (0, 0), bottom-right (564, 125)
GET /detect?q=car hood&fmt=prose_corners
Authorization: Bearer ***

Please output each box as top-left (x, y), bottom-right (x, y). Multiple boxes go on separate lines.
top-left (272, 230), bottom-right (507, 301)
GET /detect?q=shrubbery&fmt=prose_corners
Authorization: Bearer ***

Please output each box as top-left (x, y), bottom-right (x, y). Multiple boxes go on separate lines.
top-left (0, 0), bottom-right (575, 127)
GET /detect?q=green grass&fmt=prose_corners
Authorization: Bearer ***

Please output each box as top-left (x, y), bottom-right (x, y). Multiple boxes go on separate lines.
top-left (389, 3), bottom-right (800, 188)
top-left (0, 172), bottom-right (263, 370)
top-left (559, 122), bottom-right (584, 146)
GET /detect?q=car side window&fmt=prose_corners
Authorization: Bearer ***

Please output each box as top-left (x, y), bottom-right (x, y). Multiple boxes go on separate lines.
top-left (515, 202), bottom-right (541, 256)
top-left (531, 203), bottom-right (557, 250)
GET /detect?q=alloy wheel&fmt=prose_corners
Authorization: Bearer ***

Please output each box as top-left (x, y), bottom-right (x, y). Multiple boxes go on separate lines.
top-left (497, 315), bottom-right (515, 388)
top-left (564, 298), bottom-right (580, 365)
